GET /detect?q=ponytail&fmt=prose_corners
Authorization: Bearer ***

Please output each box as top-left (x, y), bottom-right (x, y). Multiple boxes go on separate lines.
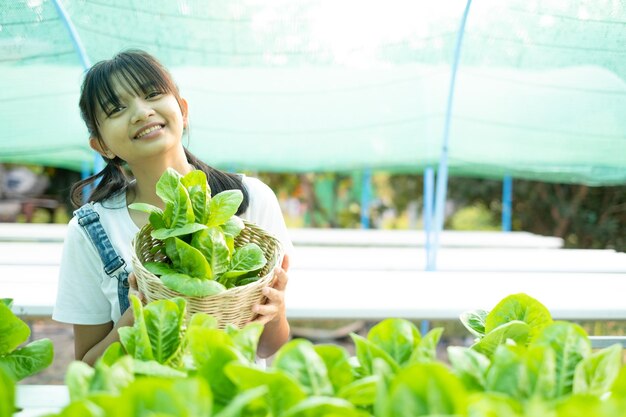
top-left (70, 158), bottom-right (129, 208)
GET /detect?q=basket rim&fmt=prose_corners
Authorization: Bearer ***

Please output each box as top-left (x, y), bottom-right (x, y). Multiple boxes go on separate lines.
top-left (131, 220), bottom-right (283, 301)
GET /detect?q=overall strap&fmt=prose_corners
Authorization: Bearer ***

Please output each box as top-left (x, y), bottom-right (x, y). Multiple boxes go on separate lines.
top-left (74, 203), bottom-right (130, 315)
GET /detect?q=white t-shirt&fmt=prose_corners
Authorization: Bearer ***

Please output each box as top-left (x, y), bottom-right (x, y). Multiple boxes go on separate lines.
top-left (52, 176), bottom-right (294, 325)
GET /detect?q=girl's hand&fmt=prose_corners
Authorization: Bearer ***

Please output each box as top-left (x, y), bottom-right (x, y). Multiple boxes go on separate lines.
top-left (253, 266), bottom-right (288, 325)
top-left (127, 272), bottom-right (145, 304)
top-left (253, 255), bottom-right (291, 357)
top-left (281, 253), bottom-right (290, 272)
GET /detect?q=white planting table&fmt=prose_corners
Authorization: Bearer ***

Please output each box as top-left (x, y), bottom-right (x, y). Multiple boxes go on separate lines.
top-left (0, 223), bottom-right (564, 248)
top-left (15, 385), bottom-right (69, 416)
top-left (3, 264), bottom-right (625, 321)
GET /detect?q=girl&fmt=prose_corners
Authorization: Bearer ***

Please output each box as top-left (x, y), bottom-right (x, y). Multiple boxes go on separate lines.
top-left (52, 50), bottom-right (292, 365)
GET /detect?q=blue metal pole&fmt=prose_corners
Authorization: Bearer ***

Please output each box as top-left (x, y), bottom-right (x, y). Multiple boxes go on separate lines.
top-left (502, 175), bottom-right (513, 231)
top-left (424, 167), bottom-right (435, 270)
top-left (93, 153), bottom-right (105, 187)
top-left (52, 0), bottom-right (94, 203)
top-left (422, 168), bottom-right (435, 332)
top-left (429, 0), bottom-right (473, 270)
top-left (422, 168), bottom-right (436, 332)
top-left (94, 154), bottom-right (105, 174)
top-left (360, 169), bottom-right (372, 229)
top-left (81, 160), bottom-right (91, 202)
top-left (51, 0), bottom-right (92, 70)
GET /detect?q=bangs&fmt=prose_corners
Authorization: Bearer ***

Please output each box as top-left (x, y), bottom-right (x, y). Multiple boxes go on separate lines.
top-left (84, 51), bottom-right (178, 125)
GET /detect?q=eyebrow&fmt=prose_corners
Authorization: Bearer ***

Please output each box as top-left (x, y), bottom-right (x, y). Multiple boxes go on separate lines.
top-left (121, 81), bottom-right (159, 97)
top-left (101, 81), bottom-right (160, 106)
top-left (136, 81), bottom-right (159, 91)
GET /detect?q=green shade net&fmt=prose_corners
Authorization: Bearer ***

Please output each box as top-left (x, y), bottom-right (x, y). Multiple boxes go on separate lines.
top-left (1, 0), bottom-right (625, 185)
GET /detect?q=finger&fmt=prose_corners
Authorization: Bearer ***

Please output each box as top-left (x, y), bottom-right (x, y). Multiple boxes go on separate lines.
top-left (128, 272), bottom-right (138, 290)
top-left (253, 303), bottom-right (278, 317)
top-left (128, 289), bottom-right (145, 304)
top-left (272, 268), bottom-right (288, 291)
top-left (252, 315), bottom-right (273, 325)
top-left (263, 287), bottom-right (284, 304)
top-left (281, 254), bottom-right (290, 272)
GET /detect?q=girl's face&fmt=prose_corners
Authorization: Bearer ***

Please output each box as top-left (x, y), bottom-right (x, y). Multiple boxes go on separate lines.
top-left (90, 76), bottom-right (188, 168)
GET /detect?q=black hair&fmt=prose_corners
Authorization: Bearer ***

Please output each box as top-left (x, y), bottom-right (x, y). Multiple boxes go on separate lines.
top-left (71, 49), bottom-right (249, 213)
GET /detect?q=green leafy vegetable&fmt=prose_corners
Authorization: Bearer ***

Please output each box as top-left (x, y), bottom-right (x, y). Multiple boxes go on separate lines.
top-left (207, 190), bottom-right (244, 227)
top-left (225, 364), bottom-right (307, 416)
top-left (525, 344), bottom-right (558, 400)
top-left (573, 343), bottom-right (622, 396)
top-left (534, 321), bottom-right (591, 397)
top-left (118, 296), bottom-right (186, 366)
top-left (473, 320), bottom-right (531, 357)
top-left (350, 333), bottom-right (399, 376)
top-left (408, 327), bottom-right (443, 364)
top-left (272, 339), bottom-right (334, 397)
top-left (485, 293), bottom-right (553, 341)
top-left (0, 338), bottom-right (54, 381)
top-left (224, 323), bottom-right (264, 364)
top-left (0, 367), bottom-right (15, 417)
top-left (120, 377), bottom-right (212, 417)
top-left (192, 227), bottom-right (231, 277)
top-left (165, 237), bottom-right (212, 279)
top-left (0, 301), bottom-right (30, 355)
top-left (130, 168), bottom-right (268, 296)
top-left (314, 345), bottom-right (355, 394)
top-left (460, 309), bottom-right (488, 338)
top-left (388, 362), bottom-right (468, 417)
top-left (0, 300), bottom-right (53, 381)
top-left (181, 169), bottom-right (211, 224)
top-left (366, 318), bottom-right (421, 367)
top-left (336, 376), bottom-right (378, 407)
top-left (186, 326), bottom-right (244, 406)
top-left (213, 385), bottom-right (268, 417)
top-left (162, 273), bottom-right (227, 297)
top-left (448, 346), bottom-right (490, 391)
top-left (281, 396), bottom-right (366, 417)
top-left (44, 292), bottom-right (626, 417)
top-left (219, 243), bottom-right (267, 287)
top-left (485, 345), bottom-right (529, 400)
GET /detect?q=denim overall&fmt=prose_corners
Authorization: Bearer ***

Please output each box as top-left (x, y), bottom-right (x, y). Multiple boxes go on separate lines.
top-left (74, 204), bottom-right (130, 316)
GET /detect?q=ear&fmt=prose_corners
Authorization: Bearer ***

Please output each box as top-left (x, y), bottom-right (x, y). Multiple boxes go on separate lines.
top-left (89, 137), bottom-right (115, 159)
top-left (180, 98), bottom-right (189, 127)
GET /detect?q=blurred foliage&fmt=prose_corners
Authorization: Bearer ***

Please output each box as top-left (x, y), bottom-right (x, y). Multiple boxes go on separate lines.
top-left (257, 172), bottom-right (363, 228)
top-left (513, 181), bottom-right (626, 252)
top-left (14, 207), bottom-right (69, 224)
top-left (449, 204), bottom-right (500, 231)
top-left (445, 177), bottom-right (625, 252)
top-left (6, 166), bottom-right (624, 253)
top-left (257, 172), bottom-right (625, 253)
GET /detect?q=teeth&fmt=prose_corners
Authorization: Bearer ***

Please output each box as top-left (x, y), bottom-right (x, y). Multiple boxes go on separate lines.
top-left (136, 125), bottom-right (162, 139)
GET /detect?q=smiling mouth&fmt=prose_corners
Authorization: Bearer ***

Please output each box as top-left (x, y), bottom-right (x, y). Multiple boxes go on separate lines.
top-left (134, 124), bottom-right (164, 139)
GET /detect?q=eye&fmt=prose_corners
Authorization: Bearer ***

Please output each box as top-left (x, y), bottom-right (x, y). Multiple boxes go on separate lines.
top-left (106, 105), bottom-right (125, 117)
top-left (146, 91), bottom-right (162, 99)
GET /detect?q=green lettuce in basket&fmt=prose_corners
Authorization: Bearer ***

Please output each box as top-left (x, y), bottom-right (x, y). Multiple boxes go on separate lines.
top-left (130, 168), bottom-right (267, 297)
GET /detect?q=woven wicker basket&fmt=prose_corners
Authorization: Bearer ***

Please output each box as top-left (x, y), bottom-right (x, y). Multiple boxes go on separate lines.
top-left (131, 221), bottom-right (282, 328)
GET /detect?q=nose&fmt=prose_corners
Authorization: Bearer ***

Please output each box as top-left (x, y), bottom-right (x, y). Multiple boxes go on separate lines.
top-left (130, 98), bottom-right (155, 124)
